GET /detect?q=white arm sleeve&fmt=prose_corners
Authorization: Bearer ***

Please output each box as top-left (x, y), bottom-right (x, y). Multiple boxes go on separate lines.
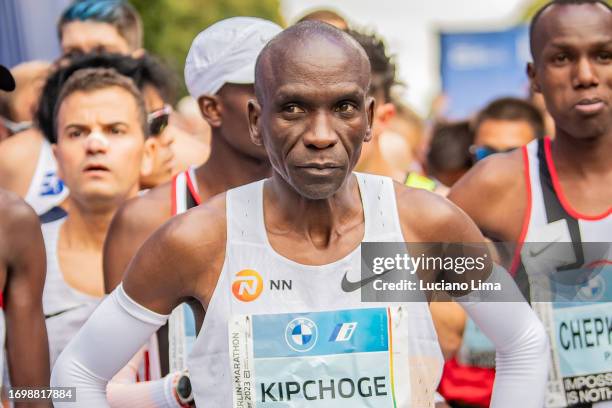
top-left (51, 284), bottom-right (170, 407)
top-left (457, 265), bottom-right (550, 408)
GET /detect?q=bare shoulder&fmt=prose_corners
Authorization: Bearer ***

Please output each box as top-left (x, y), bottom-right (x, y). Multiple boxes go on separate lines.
top-left (114, 181), bottom-right (174, 234)
top-left (449, 149), bottom-right (524, 204)
top-left (393, 182), bottom-right (483, 243)
top-left (448, 149), bottom-right (527, 241)
top-left (0, 129), bottom-right (44, 193)
top-left (122, 192), bottom-right (228, 308)
top-left (0, 189), bottom-right (38, 231)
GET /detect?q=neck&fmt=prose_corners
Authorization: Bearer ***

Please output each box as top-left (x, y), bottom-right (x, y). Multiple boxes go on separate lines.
top-left (267, 173), bottom-right (363, 249)
top-left (551, 129), bottom-right (612, 176)
top-left (61, 197), bottom-right (119, 250)
top-left (195, 130), bottom-right (271, 199)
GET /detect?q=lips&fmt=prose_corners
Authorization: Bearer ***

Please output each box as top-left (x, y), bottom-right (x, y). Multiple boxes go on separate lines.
top-left (83, 163), bottom-right (110, 173)
top-left (574, 97), bottom-right (606, 115)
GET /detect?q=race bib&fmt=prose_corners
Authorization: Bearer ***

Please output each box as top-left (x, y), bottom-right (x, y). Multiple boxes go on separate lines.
top-left (228, 307), bottom-right (439, 407)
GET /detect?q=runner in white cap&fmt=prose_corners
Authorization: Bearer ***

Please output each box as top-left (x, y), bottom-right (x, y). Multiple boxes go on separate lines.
top-left (53, 21), bottom-right (549, 407)
top-left (102, 16), bottom-right (282, 403)
top-left (0, 65), bottom-right (51, 408)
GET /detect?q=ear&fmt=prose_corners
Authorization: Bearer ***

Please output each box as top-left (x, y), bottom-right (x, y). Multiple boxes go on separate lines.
top-left (140, 138), bottom-right (156, 178)
top-left (51, 143), bottom-right (65, 180)
top-left (527, 62), bottom-right (541, 93)
top-left (198, 95), bottom-right (223, 128)
top-left (376, 102), bottom-right (396, 126)
top-left (363, 96), bottom-right (376, 143)
top-left (248, 99), bottom-right (263, 146)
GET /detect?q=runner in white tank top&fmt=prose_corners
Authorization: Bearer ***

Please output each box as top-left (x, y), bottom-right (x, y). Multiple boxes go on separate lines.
top-left (40, 207), bottom-right (100, 365)
top-left (53, 23), bottom-right (549, 408)
top-left (25, 139), bottom-right (68, 215)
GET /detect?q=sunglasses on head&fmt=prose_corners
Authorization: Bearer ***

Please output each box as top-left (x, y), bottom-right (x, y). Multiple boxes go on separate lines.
top-left (469, 145), bottom-right (516, 162)
top-left (0, 116), bottom-right (33, 137)
top-left (147, 104), bottom-right (172, 136)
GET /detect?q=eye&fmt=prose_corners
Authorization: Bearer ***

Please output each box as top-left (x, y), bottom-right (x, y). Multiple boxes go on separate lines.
top-left (109, 125), bottom-right (126, 135)
top-left (553, 53), bottom-right (569, 65)
top-left (596, 51), bottom-right (612, 63)
top-left (335, 102), bottom-right (357, 115)
top-left (283, 104), bottom-right (305, 114)
top-left (67, 129), bottom-right (84, 139)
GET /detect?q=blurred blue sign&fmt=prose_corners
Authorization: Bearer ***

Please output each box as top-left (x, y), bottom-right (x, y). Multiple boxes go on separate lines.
top-left (440, 25), bottom-right (530, 119)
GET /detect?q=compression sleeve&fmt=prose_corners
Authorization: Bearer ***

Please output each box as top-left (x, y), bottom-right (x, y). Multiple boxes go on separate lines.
top-left (456, 264), bottom-right (550, 408)
top-left (51, 284), bottom-right (169, 407)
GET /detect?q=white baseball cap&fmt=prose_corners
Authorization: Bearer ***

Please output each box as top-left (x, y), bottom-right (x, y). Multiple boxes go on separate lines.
top-left (184, 17), bottom-right (282, 99)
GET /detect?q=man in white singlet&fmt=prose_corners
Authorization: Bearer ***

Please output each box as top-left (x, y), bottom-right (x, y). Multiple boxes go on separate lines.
top-left (443, 1), bottom-right (612, 407)
top-left (53, 22), bottom-right (550, 408)
top-left (103, 17), bottom-right (282, 387)
top-left (0, 65), bottom-right (51, 408)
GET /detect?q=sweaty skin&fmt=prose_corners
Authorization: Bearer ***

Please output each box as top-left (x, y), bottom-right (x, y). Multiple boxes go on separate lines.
top-left (438, 0), bottom-right (612, 362)
top-left (0, 189), bottom-right (51, 408)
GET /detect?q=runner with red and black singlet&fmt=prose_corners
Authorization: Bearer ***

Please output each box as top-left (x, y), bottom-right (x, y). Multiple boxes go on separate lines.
top-left (103, 18), bottom-right (282, 387)
top-left (440, 2), bottom-right (612, 407)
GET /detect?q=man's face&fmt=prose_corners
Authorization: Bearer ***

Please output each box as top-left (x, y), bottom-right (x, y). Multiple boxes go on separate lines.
top-left (250, 38), bottom-right (373, 199)
top-left (140, 85), bottom-right (175, 188)
top-left (475, 119), bottom-right (536, 151)
top-left (54, 87), bottom-right (145, 205)
top-left (61, 21), bottom-right (131, 58)
top-left (217, 83), bottom-right (267, 160)
top-left (529, 4), bottom-right (612, 139)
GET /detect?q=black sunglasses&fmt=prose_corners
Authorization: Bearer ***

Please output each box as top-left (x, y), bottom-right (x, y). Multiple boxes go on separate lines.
top-left (147, 105), bottom-right (172, 136)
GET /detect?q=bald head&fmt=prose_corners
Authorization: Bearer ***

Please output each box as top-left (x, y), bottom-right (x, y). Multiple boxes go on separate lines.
top-left (254, 21), bottom-right (371, 104)
top-left (529, 0), bottom-right (612, 61)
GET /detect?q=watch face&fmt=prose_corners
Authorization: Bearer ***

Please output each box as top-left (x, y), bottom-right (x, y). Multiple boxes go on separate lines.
top-left (177, 375), bottom-right (193, 401)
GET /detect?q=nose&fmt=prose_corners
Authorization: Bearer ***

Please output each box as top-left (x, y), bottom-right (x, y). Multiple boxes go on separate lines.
top-left (573, 57), bottom-right (599, 89)
top-left (85, 131), bottom-right (109, 154)
top-left (303, 111), bottom-right (338, 149)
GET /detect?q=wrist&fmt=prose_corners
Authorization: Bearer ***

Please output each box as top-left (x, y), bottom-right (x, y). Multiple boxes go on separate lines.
top-left (171, 371), bottom-right (194, 408)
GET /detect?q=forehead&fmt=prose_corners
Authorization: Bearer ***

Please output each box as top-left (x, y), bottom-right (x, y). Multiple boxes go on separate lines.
top-left (534, 4), bottom-right (612, 54)
top-left (61, 20), bottom-right (128, 49)
top-left (263, 37), bottom-right (369, 101)
top-left (58, 87), bottom-right (139, 125)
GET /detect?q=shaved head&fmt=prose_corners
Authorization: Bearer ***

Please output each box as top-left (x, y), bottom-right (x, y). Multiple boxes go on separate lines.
top-left (254, 21), bottom-right (371, 105)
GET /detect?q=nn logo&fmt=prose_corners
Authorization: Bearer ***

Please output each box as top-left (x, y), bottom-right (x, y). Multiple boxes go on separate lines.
top-left (232, 269), bottom-right (263, 302)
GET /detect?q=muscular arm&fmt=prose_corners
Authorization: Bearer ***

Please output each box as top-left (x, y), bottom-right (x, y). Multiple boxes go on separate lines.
top-left (396, 184), bottom-right (548, 408)
top-left (52, 197), bottom-right (226, 407)
top-left (103, 184), bottom-right (172, 293)
top-left (2, 192), bottom-right (51, 408)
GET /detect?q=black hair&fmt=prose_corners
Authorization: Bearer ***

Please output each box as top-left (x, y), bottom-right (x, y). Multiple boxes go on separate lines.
top-left (36, 52), bottom-right (176, 143)
top-left (427, 121), bottom-right (473, 174)
top-left (348, 28), bottom-right (398, 103)
top-left (529, 0), bottom-right (612, 58)
top-left (474, 97), bottom-right (545, 139)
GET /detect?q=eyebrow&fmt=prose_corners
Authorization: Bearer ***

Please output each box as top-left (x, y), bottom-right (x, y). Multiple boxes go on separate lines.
top-left (546, 38), bottom-right (612, 50)
top-left (63, 121), bottom-right (130, 130)
top-left (275, 83), bottom-right (365, 103)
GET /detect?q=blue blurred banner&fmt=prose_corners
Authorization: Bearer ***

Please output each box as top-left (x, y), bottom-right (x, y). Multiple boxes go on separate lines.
top-left (0, 0), bottom-right (70, 67)
top-left (440, 25), bottom-right (530, 120)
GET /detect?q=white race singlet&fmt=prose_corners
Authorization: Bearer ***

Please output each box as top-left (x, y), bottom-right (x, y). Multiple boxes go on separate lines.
top-left (520, 138), bottom-right (612, 408)
top-left (25, 139), bottom-right (68, 215)
top-left (187, 173), bottom-right (444, 407)
top-left (41, 208), bottom-right (99, 366)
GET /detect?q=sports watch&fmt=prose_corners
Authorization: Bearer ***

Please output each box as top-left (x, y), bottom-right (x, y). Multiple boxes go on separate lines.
top-left (174, 371), bottom-right (195, 407)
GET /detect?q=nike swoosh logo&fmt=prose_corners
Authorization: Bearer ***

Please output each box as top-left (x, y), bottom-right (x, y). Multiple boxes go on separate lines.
top-left (528, 237), bottom-right (561, 258)
top-left (341, 268), bottom-right (395, 292)
top-left (44, 304), bottom-right (86, 319)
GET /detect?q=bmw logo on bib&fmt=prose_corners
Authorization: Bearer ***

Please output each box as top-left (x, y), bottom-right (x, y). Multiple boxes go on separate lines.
top-left (285, 317), bottom-right (318, 352)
